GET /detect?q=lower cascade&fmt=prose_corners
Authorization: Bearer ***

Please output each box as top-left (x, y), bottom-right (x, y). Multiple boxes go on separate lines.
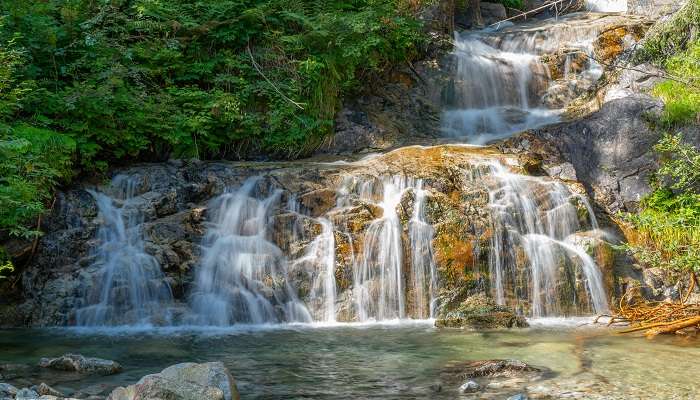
top-left (74, 177), bottom-right (174, 326)
top-left (74, 154), bottom-right (610, 327)
top-left (476, 162), bottom-right (609, 317)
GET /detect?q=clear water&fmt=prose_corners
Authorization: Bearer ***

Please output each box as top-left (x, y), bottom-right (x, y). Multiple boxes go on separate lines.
top-left (1, 324), bottom-right (698, 399)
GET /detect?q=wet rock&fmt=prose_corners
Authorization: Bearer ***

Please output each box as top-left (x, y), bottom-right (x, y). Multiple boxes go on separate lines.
top-left (108, 362), bottom-right (239, 400)
top-left (38, 354), bottom-right (122, 375)
top-left (459, 359), bottom-right (542, 379)
top-left (0, 364), bottom-right (33, 381)
top-left (75, 382), bottom-right (111, 397)
top-left (593, 22), bottom-right (649, 65)
top-left (480, 2), bottom-right (507, 26)
top-left (436, 293), bottom-right (528, 329)
top-left (507, 394), bottom-right (528, 400)
top-left (33, 382), bottom-right (63, 397)
top-left (15, 388), bottom-right (39, 400)
top-left (0, 383), bottom-right (18, 398)
top-left (459, 380), bottom-right (480, 393)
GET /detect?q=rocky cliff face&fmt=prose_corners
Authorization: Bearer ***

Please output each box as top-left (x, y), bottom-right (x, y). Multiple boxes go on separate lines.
top-left (5, 145), bottom-right (610, 326)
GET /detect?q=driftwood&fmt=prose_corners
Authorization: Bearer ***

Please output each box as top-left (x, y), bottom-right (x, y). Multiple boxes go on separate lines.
top-left (599, 273), bottom-right (700, 337)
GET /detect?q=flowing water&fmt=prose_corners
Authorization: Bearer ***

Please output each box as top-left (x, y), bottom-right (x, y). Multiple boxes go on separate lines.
top-left (473, 162), bottom-right (609, 317)
top-left (188, 178), bottom-right (312, 325)
top-left (442, 11), bottom-right (622, 143)
top-left (1, 324), bottom-right (698, 399)
top-left (74, 176), bottom-right (174, 326)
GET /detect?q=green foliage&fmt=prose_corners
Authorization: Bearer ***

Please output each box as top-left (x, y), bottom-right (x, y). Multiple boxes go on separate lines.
top-left (651, 41), bottom-right (700, 127)
top-left (1, 0), bottom-right (425, 164)
top-left (621, 134), bottom-right (700, 274)
top-left (0, 126), bottom-right (76, 239)
top-left (636, 0), bottom-right (700, 64)
top-left (0, 0), bottom-right (425, 259)
top-left (0, 260), bottom-right (13, 280)
top-left (497, 0), bottom-right (524, 10)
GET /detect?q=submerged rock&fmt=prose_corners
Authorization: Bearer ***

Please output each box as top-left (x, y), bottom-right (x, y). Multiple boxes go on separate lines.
top-left (458, 359), bottom-right (542, 379)
top-left (38, 354), bottom-right (122, 375)
top-left (459, 380), bottom-right (480, 393)
top-left (33, 382), bottom-right (63, 397)
top-left (435, 293), bottom-right (528, 329)
top-left (14, 388), bottom-right (39, 400)
top-left (108, 362), bottom-right (239, 400)
top-left (0, 383), bottom-right (18, 398)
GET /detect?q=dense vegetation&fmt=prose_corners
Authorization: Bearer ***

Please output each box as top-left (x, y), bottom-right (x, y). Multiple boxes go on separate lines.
top-left (622, 134), bottom-right (700, 275)
top-left (639, 0), bottom-right (700, 127)
top-left (623, 0), bottom-right (700, 278)
top-left (0, 0), bottom-right (427, 271)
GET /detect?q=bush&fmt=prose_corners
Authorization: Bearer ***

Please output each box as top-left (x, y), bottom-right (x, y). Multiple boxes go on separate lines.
top-left (651, 41), bottom-right (700, 127)
top-left (1, 0), bottom-right (425, 165)
top-left (621, 134), bottom-right (700, 274)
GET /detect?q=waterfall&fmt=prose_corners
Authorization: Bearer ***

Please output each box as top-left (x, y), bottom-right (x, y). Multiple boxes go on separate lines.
top-left (293, 217), bottom-right (337, 323)
top-left (188, 178), bottom-right (312, 326)
top-left (443, 14), bottom-right (610, 143)
top-left (344, 176), bottom-right (437, 321)
top-left (585, 0), bottom-right (628, 12)
top-left (409, 181), bottom-right (438, 319)
top-left (477, 162), bottom-right (609, 317)
top-left (75, 176), bottom-right (173, 326)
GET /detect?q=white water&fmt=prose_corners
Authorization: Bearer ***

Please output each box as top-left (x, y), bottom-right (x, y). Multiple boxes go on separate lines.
top-left (188, 178), bottom-right (312, 326)
top-left (475, 162), bottom-right (609, 317)
top-left (75, 176), bottom-right (173, 326)
top-left (585, 0), bottom-right (627, 12)
top-left (443, 13), bottom-right (612, 143)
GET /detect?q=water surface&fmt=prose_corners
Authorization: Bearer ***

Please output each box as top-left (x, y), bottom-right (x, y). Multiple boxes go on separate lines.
top-left (1, 322), bottom-right (698, 399)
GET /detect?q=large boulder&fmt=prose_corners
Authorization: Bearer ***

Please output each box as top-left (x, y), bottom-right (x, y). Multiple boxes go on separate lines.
top-left (108, 362), bottom-right (239, 400)
top-left (38, 354), bottom-right (122, 375)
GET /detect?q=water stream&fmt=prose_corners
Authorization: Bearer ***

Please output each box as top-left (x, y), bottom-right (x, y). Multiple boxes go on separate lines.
top-left (74, 177), bottom-right (174, 326)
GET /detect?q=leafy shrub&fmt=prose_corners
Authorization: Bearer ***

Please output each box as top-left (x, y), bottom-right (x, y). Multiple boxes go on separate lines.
top-left (621, 134), bottom-right (700, 274)
top-left (651, 41), bottom-right (700, 127)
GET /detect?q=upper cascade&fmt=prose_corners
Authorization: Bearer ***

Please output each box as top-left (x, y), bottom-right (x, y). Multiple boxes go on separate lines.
top-left (442, 12), bottom-right (624, 143)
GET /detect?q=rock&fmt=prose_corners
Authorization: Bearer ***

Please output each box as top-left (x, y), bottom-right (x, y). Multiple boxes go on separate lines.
top-left (512, 94), bottom-right (664, 214)
top-left (459, 380), bottom-right (480, 393)
top-left (15, 388), bottom-right (40, 400)
top-left (159, 362), bottom-right (239, 400)
top-left (108, 374), bottom-right (225, 400)
top-left (34, 383), bottom-right (63, 397)
top-left (435, 293), bottom-right (528, 329)
top-left (0, 364), bottom-right (33, 380)
top-left (480, 2), bottom-right (507, 26)
top-left (38, 354), bottom-right (122, 375)
top-left (0, 383), bottom-right (18, 398)
top-left (108, 362), bottom-right (239, 400)
top-left (460, 359), bottom-right (541, 378)
top-left (507, 394), bottom-right (529, 400)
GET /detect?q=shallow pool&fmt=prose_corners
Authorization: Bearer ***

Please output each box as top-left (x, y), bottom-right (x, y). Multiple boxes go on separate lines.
top-left (0, 320), bottom-right (698, 399)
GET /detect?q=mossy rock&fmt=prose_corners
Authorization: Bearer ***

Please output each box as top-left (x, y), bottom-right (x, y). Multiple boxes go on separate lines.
top-left (435, 293), bottom-right (528, 329)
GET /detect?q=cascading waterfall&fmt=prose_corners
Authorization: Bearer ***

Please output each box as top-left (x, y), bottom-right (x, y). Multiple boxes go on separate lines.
top-left (408, 181), bottom-right (438, 319)
top-left (292, 217), bottom-right (337, 323)
top-left (354, 177), bottom-right (408, 321)
top-left (344, 176), bottom-right (437, 321)
top-left (443, 13), bottom-right (610, 143)
top-left (188, 178), bottom-right (312, 326)
top-left (75, 176), bottom-right (173, 326)
top-left (585, 0), bottom-right (627, 12)
top-left (475, 162), bottom-right (609, 317)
